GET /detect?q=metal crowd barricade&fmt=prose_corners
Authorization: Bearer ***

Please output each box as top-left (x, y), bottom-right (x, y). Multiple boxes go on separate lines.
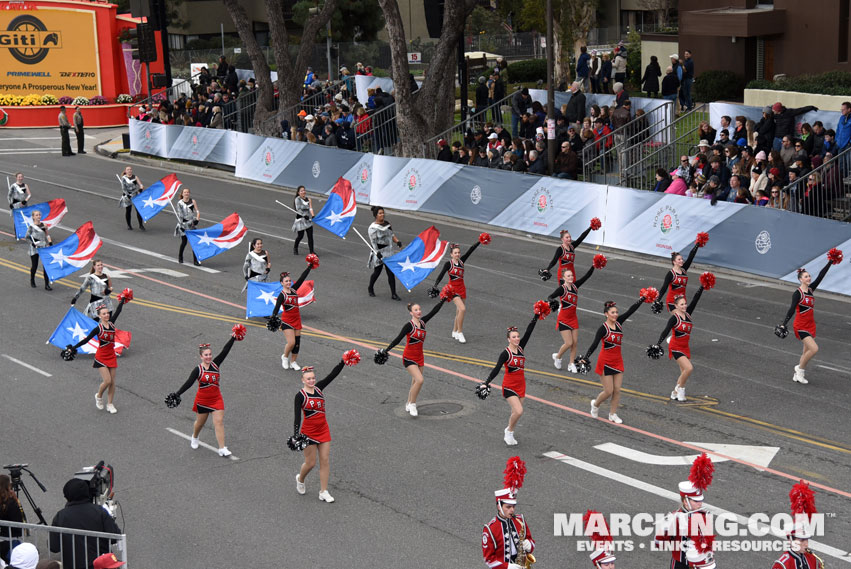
top-left (127, 71), bottom-right (204, 118)
top-left (782, 145), bottom-right (851, 220)
top-left (0, 520), bottom-right (128, 568)
top-left (355, 102), bottom-right (399, 155)
top-left (254, 80), bottom-right (346, 137)
top-left (421, 91), bottom-right (518, 159)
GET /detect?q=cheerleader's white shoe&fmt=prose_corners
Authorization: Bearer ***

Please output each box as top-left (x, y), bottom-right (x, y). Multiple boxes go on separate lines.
top-left (218, 447), bottom-right (232, 457)
top-left (567, 362), bottom-right (578, 373)
top-left (552, 353), bottom-right (562, 370)
top-left (456, 332), bottom-right (466, 344)
top-left (106, 404), bottom-right (117, 414)
top-left (590, 399), bottom-right (599, 418)
top-left (295, 474), bottom-right (305, 495)
top-left (318, 490), bottom-right (335, 503)
top-left (291, 361), bottom-right (301, 371)
top-left (452, 331), bottom-right (459, 339)
top-left (503, 428), bottom-right (518, 446)
top-left (281, 355), bottom-right (289, 369)
top-left (608, 413), bottom-right (623, 424)
top-left (407, 402), bottom-right (418, 417)
top-left (793, 365), bottom-right (808, 384)
top-left (190, 437), bottom-right (199, 450)
top-left (675, 386), bottom-right (686, 401)
top-left (95, 393), bottom-right (104, 410)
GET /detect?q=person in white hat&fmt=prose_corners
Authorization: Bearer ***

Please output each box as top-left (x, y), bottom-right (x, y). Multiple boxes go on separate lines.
top-left (482, 457), bottom-right (535, 569)
top-left (590, 548), bottom-right (616, 569)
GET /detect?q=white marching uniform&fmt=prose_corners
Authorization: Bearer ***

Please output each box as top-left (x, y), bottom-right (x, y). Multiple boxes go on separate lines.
top-left (119, 174), bottom-right (140, 207)
top-left (291, 196), bottom-right (313, 232)
top-left (72, 273), bottom-right (114, 318)
top-left (174, 199), bottom-right (197, 236)
top-left (243, 250), bottom-right (270, 281)
top-left (8, 182), bottom-right (28, 209)
top-left (25, 224), bottom-right (48, 256)
top-left (367, 222), bottom-right (395, 269)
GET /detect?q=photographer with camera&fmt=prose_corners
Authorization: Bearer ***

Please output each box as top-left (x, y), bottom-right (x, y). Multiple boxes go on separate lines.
top-left (49, 478), bottom-right (120, 569)
top-left (0, 474), bottom-right (24, 563)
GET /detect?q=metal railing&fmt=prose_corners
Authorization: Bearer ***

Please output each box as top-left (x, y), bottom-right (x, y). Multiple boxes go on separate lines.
top-left (1, 520), bottom-right (128, 569)
top-left (127, 70), bottom-right (204, 118)
top-left (600, 104), bottom-right (707, 191)
top-left (580, 101), bottom-right (675, 184)
top-left (781, 145), bottom-right (851, 220)
top-left (253, 79), bottom-right (347, 137)
top-left (420, 91), bottom-right (518, 160)
top-left (355, 102), bottom-right (399, 154)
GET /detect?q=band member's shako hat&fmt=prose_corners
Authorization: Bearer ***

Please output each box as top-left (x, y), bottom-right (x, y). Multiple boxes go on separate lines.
top-left (788, 480), bottom-right (817, 539)
top-left (496, 456), bottom-right (526, 507)
top-left (679, 453), bottom-right (714, 502)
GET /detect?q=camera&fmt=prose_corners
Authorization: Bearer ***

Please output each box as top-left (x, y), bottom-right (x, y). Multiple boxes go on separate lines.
top-left (74, 461), bottom-right (117, 519)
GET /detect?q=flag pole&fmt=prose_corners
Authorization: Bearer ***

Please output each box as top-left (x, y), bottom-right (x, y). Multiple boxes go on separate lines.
top-left (274, 200), bottom-right (298, 214)
top-left (352, 227), bottom-right (377, 255)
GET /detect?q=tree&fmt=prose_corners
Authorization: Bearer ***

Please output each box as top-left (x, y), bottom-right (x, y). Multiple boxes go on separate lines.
top-left (293, 0), bottom-right (385, 42)
top-left (113, 0), bottom-right (190, 30)
top-left (636, 0), bottom-right (676, 30)
top-left (377, 0), bottom-right (478, 157)
top-left (223, 0), bottom-right (337, 136)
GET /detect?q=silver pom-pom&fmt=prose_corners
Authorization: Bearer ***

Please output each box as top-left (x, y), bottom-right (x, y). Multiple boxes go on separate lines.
top-left (266, 315), bottom-right (281, 332)
top-left (651, 299), bottom-right (664, 314)
top-left (61, 345), bottom-right (77, 361)
top-left (475, 383), bottom-right (491, 400)
top-left (646, 344), bottom-right (664, 359)
top-left (538, 269), bottom-right (552, 281)
top-left (427, 287), bottom-right (439, 298)
top-left (774, 324), bottom-right (788, 339)
top-left (287, 433), bottom-right (309, 451)
top-left (374, 349), bottom-right (389, 365)
top-left (574, 356), bottom-right (590, 374)
top-left (164, 392), bottom-right (182, 408)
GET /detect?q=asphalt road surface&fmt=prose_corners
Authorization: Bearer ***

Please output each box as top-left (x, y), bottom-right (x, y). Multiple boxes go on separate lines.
top-left (1, 128), bottom-right (849, 568)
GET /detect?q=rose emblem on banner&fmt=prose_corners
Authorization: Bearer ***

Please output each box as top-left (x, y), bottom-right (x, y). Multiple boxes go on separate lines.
top-left (144, 128), bottom-right (151, 140)
top-left (191, 134), bottom-right (198, 147)
top-left (470, 185), bottom-right (482, 205)
top-left (263, 146), bottom-right (274, 166)
top-left (755, 230), bottom-right (772, 254)
top-left (405, 168), bottom-right (420, 192)
top-left (532, 188), bottom-right (552, 214)
top-left (661, 214), bottom-right (673, 233)
top-left (312, 161), bottom-right (321, 178)
top-left (359, 163), bottom-right (371, 185)
top-left (653, 205), bottom-right (680, 235)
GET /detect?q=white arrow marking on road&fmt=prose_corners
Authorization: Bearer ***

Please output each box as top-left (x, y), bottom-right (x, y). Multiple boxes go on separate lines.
top-left (544, 451), bottom-right (851, 565)
top-left (83, 268), bottom-right (189, 279)
top-left (594, 442), bottom-right (779, 470)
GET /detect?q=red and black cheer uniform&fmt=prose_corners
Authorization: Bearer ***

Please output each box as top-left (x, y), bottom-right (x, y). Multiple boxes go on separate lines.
top-left (272, 266), bottom-right (312, 331)
top-left (657, 243), bottom-right (700, 311)
top-left (483, 316), bottom-right (539, 399)
top-left (783, 261), bottom-right (831, 340)
top-left (433, 241), bottom-right (480, 300)
top-left (72, 301), bottom-right (124, 369)
top-left (772, 549), bottom-right (820, 569)
top-left (547, 265), bottom-right (595, 331)
top-left (292, 359), bottom-right (345, 445)
top-left (384, 299), bottom-right (447, 367)
top-left (482, 513), bottom-right (535, 569)
top-left (656, 287), bottom-right (704, 360)
top-left (654, 507), bottom-right (713, 569)
top-left (542, 226), bottom-right (592, 279)
top-left (583, 299), bottom-right (643, 376)
top-left (175, 337), bottom-right (235, 413)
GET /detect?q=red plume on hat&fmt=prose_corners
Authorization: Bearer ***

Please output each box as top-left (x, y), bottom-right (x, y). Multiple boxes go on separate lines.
top-left (503, 456), bottom-right (527, 493)
top-left (583, 509), bottom-right (613, 545)
top-left (688, 453), bottom-right (715, 493)
top-left (789, 480), bottom-right (817, 520)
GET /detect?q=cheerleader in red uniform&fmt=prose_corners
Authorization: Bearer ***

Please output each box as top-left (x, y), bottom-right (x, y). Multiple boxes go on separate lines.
top-left (375, 297), bottom-right (449, 417)
top-left (430, 233), bottom-right (490, 344)
top-left (166, 325), bottom-right (245, 457)
top-left (64, 290), bottom-right (131, 414)
top-left (270, 256), bottom-right (316, 371)
top-left (654, 232), bottom-right (708, 313)
top-left (289, 350), bottom-right (359, 503)
top-left (648, 274), bottom-right (712, 402)
top-left (777, 249), bottom-right (840, 384)
top-left (547, 254), bottom-right (606, 372)
top-left (537, 218), bottom-right (600, 281)
top-left (578, 292), bottom-right (646, 424)
top-left (477, 313), bottom-right (539, 446)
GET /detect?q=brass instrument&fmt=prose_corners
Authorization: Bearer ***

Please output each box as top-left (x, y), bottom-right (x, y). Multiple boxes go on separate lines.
top-left (807, 548), bottom-right (826, 569)
top-left (514, 515), bottom-right (536, 568)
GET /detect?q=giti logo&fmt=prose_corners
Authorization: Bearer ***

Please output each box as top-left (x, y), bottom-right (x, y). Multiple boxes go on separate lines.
top-left (2, 15), bottom-right (62, 65)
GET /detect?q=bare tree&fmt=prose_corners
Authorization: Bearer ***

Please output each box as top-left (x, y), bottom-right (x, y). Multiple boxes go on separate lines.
top-left (636, 0), bottom-right (675, 29)
top-left (377, 0), bottom-right (478, 157)
top-left (554, 0), bottom-right (598, 87)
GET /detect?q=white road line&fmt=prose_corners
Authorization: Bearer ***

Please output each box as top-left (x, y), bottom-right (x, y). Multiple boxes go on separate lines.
top-left (544, 451), bottom-right (851, 564)
top-left (166, 427), bottom-right (238, 461)
top-left (2, 354), bottom-right (52, 377)
top-left (817, 364), bottom-right (851, 375)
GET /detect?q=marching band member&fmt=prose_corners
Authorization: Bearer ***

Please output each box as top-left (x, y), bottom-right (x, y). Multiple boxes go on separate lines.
top-left (772, 481), bottom-right (821, 569)
top-left (292, 185), bottom-right (315, 255)
top-left (647, 273), bottom-right (714, 402)
top-left (118, 166), bottom-right (145, 231)
top-left (367, 206), bottom-right (403, 300)
top-left (430, 233), bottom-right (490, 343)
top-left (375, 296), bottom-right (450, 417)
top-left (288, 349), bottom-right (361, 504)
top-left (175, 187), bottom-right (200, 265)
top-left (269, 256), bottom-right (317, 370)
top-left (476, 306), bottom-right (543, 446)
top-left (71, 259), bottom-right (113, 319)
top-left (165, 325), bottom-right (246, 457)
top-left (653, 232), bottom-right (708, 313)
top-left (776, 249), bottom-right (842, 385)
top-left (243, 238), bottom-right (271, 282)
top-left (577, 290), bottom-right (652, 424)
top-left (62, 289), bottom-right (133, 414)
top-left (25, 209), bottom-right (52, 290)
top-left (537, 217), bottom-right (600, 281)
top-left (8, 172), bottom-right (31, 232)
top-left (482, 457), bottom-right (535, 569)
top-left (548, 254), bottom-right (606, 372)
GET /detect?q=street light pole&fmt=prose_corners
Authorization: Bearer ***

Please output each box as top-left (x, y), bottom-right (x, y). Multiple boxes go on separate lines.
top-left (546, 0), bottom-right (555, 175)
top-left (326, 20), bottom-right (333, 79)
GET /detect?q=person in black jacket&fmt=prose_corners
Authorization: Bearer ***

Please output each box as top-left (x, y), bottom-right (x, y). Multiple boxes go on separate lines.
top-left (475, 76), bottom-right (489, 118)
top-left (755, 107), bottom-right (775, 154)
top-left (565, 82), bottom-right (586, 125)
top-left (50, 478), bottom-right (121, 569)
top-left (661, 66), bottom-right (679, 102)
top-left (772, 102), bottom-right (818, 151)
top-left (436, 139), bottom-right (453, 161)
top-left (642, 55), bottom-right (662, 98)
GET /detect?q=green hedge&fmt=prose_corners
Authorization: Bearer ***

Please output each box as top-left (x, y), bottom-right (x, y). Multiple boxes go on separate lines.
top-left (506, 59), bottom-right (548, 83)
top-left (746, 71), bottom-right (851, 96)
top-left (694, 70), bottom-right (745, 102)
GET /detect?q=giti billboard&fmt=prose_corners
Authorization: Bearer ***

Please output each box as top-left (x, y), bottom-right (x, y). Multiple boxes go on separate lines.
top-left (0, 8), bottom-right (101, 96)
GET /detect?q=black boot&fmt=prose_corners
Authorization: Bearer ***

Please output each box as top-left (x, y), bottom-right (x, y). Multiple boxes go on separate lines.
top-left (45, 282), bottom-right (53, 291)
top-left (293, 245), bottom-right (299, 255)
top-left (30, 278), bottom-right (36, 288)
top-left (368, 287), bottom-right (376, 297)
top-left (391, 293), bottom-right (401, 301)
top-left (178, 255), bottom-right (184, 264)
top-left (193, 258), bottom-right (201, 266)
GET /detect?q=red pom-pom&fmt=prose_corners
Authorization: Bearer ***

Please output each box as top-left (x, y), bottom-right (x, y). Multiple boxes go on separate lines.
top-left (583, 509), bottom-right (613, 544)
top-left (305, 253), bottom-right (320, 269)
top-left (533, 299), bottom-right (551, 319)
top-left (688, 453), bottom-right (715, 492)
top-left (640, 287), bottom-right (659, 303)
top-left (593, 254), bottom-right (607, 269)
top-left (503, 456), bottom-right (527, 491)
top-left (827, 247), bottom-right (843, 265)
top-left (696, 232), bottom-right (710, 247)
top-left (789, 480), bottom-right (817, 518)
top-left (439, 284), bottom-right (455, 301)
top-left (699, 271), bottom-right (716, 290)
top-left (118, 287), bottom-right (133, 303)
top-left (342, 349), bottom-right (361, 366)
top-left (590, 217), bottom-right (602, 231)
top-left (478, 232), bottom-right (492, 245)
top-left (231, 324), bottom-right (246, 341)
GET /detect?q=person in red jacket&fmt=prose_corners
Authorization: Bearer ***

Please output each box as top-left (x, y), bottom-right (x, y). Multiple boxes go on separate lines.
top-left (482, 459), bottom-right (535, 569)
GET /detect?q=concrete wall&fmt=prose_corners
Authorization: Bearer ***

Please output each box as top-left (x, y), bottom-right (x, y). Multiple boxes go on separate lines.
top-left (744, 89), bottom-right (851, 111)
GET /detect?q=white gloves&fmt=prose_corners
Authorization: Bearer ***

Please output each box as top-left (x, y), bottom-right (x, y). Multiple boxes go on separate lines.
top-left (508, 564), bottom-right (524, 569)
top-left (521, 539), bottom-right (533, 552)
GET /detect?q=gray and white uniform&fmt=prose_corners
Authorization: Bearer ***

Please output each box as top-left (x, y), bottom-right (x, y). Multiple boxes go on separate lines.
top-left (243, 250), bottom-right (270, 281)
top-left (367, 222), bottom-right (395, 269)
top-left (8, 182), bottom-right (28, 209)
top-left (119, 174), bottom-right (141, 207)
top-left (72, 272), bottom-right (114, 318)
top-left (291, 196), bottom-right (313, 232)
top-left (25, 223), bottom-right (48, 256)
top-left (174, 199), bottom-right (197, 236)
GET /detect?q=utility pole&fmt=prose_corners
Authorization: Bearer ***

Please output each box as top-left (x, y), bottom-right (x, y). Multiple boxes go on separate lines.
top-left (326, 20), bottom-right (332, 79)
top-left (546, 0), bottom-right (555, 174)
top-left (458, 38), bottom-right (468, 122)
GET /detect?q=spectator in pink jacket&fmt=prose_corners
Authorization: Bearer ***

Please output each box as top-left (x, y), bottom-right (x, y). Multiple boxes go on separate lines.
top-left (665, 172), bottom-right (688, 195)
